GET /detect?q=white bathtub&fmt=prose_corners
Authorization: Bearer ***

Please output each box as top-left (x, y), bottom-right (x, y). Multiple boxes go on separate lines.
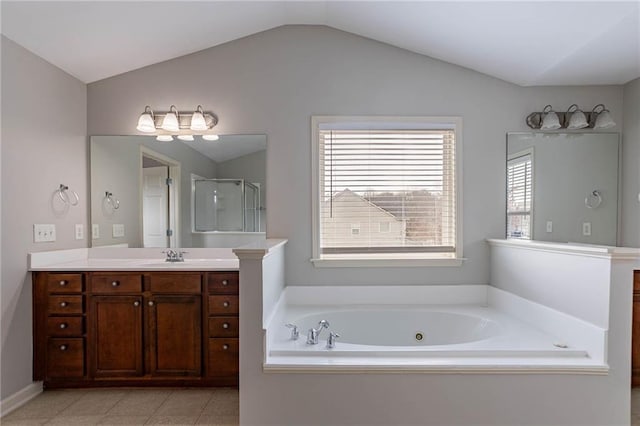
top-left (264, 286), bottom-right (608, 373)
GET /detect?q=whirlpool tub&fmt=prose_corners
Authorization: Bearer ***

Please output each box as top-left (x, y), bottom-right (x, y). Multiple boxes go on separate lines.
top-left (264, 286), bottom-right (608, 373)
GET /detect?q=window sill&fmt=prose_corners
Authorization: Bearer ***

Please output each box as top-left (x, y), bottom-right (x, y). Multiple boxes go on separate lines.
top-left (310, 257), bottom-right (465, 268)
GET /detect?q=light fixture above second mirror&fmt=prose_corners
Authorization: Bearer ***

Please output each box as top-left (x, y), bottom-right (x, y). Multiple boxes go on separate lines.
top-left (136, 105), bottom-right (219, 142)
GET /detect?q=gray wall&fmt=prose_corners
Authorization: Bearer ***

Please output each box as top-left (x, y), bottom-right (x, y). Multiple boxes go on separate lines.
top-left (87, 25), bottom-right (625, 286)
top-left (622, 78), bottom-right (640, 247)
top-left (1, 37), bottom-right (87, 399)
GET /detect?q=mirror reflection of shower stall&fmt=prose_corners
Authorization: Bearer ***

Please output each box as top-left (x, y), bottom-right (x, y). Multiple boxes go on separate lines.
top-left (193, 178), bottom-right (261, 232)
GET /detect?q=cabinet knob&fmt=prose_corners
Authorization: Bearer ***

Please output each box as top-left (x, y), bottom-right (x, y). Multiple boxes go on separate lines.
top-left (222, 323), bottom-right (230, 329)
top-left (133, 301), bottom-right (140, 307)
top-left (59, 344), bottom-right (67, 351)
top-left (222, 344), bottom-right (229, 350)
top-left (59, 301), bottom-right (67, 307)
top-left (223, 301), bottom-right (229, 308)
top-left (148, 301), bottom-right (154, 306)
top-left (111, 281), bottom-right (119, 287)
top-left (222, 280), bottom-right (229, 286)
top-left (59, 280), bottom-right (67, 286)
top-left (59, 323), bottom-right (67, 329)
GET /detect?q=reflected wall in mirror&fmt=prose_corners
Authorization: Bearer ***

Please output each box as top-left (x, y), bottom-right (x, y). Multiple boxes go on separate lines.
top-left (90, 135), bottom-right (266, 248)
top-left (506, 132), bottom-right (619, 245)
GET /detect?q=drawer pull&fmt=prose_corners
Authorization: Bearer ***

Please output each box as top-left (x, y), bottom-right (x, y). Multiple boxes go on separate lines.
top-left (59, 301), bottom-right (67, 307)
top-left (148, 301), bottom-right (154, 307)
top-left (222, 279), bottom-right (229, 286)
top-left (133, 301), bottom-right (140, 307)
top-left (59, 344), bottom-right (67, 351)
top-left (222, 344), bottom-right (229, 350)
top-left (222, 323), bottom-right (230, 329)
top-left (59, 323), bottom-right (68, 329)
top-left (59, 280), bottom-right (67, 286)
top-left (223, 301), bottom-right (229, 308)
top-left (111, 281), bottom-right (120, 287)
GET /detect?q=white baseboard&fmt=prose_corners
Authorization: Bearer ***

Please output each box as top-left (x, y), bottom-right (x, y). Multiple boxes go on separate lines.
top-left (0, 382), bottom-right (43, 417)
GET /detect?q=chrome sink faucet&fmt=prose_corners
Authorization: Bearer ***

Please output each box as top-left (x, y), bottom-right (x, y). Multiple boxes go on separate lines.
top-left (306, 320), bottom-right (330, 345)
top-left (162, 249), bottom-right (187, 262)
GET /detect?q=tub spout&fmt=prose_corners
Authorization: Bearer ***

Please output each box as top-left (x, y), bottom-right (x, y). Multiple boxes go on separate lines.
top-left (306, 320), bottom-right (330, 345)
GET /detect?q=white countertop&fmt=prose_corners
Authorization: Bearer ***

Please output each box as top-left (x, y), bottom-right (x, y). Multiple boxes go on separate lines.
top-left (28, 248), bottom-right (239, 271)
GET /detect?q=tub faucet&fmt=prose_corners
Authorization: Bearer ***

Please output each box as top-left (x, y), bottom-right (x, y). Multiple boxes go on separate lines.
top-left (285, 323), bottom-right (299, 340)
top-left (162, 249), bottom-right (187, 262)
top-left (306, 320), bottom-right (330, 345)
top-left (326, 332), bottom-right (340, 349)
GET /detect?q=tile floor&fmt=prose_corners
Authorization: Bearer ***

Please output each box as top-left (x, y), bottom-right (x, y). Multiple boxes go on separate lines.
top-left (0, 388), bottom-right (238, 425)
top-left (3, 387), bottom-right (640, 425)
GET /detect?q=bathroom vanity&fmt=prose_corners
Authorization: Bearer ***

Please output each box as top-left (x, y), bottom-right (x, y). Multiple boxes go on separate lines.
top-left (30, 249), bottom-right (240, 388)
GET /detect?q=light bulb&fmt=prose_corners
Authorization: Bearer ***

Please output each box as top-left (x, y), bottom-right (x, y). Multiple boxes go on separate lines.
top-left (202, 134), bottom-right (219, 141)
top-left (156, 135), bottom-right (173, 142)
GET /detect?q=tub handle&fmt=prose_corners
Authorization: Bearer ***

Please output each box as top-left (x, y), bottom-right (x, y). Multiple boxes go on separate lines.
top-left (326, 332), bottom-right (340, 349)
top-left (285, 323), bottom-right (299, 340)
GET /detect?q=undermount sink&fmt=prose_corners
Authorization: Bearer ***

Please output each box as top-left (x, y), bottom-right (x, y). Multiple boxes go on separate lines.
top-left (131, 258), bottom-right (237, 267)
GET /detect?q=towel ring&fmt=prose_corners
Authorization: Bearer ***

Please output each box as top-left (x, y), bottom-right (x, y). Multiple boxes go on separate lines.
top-left (104, 191), bottom-right (120, 210)
top-left (57, 184), bottom-right (79, 206)
top-left (585, 190), bottom-right (602, 209)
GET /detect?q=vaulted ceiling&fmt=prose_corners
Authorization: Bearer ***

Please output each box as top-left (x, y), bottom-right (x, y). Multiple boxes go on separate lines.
top-left (2, 1), bottom-right (638, 86)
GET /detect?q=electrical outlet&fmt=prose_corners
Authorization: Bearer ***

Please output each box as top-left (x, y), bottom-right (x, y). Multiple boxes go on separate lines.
top-left (546, 221), bottom-right (553, 233)
top-left (34, 224), bottom-right (56, 243)
top-left (75, 224), bottom-right (84, 240)
top-left (112, 224), bottom-right (125, 238)
top-left (92, 224), bottom-right (100, 239)
top-left (582, 222), bottom-right (592, 236)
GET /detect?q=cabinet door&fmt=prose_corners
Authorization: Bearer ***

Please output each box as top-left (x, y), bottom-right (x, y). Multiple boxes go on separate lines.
top-left (148, 295), bottom-right (202, 376)
top-left (90, 296), bottom-right (143, 377)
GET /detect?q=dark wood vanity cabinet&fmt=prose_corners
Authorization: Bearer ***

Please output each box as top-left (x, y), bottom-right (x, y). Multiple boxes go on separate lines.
top-left (33, 270), bottom-right (238, 388)
top-left (632, 270), bottom-right (640, 386)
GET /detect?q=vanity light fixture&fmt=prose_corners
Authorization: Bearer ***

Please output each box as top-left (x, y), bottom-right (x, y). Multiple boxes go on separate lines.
top-left (190, 105), bottom-right (208, 131)
top-left (136, 106), bottom-right (156, 132)
top-left (565, 104), bottom-right (588, 129)
top-left (540, 105), bottom-right (561, 130)
top-left (526, 104), bottom-right (616, 130)
top-left (135, 105), bottom-right (219, 138)
top-left (592, 104), bottom-right (616, 129)
top-left (161, 105), bottom-right (180, 132)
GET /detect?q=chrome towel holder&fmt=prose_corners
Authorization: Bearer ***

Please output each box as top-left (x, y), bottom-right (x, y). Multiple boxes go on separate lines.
top-left (104, 191), bottom-right (120, 210)
top-left (57, 184), bottom-right (79, 206)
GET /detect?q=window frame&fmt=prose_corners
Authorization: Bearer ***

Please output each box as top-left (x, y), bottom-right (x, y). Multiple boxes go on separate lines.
top-left (311, 116), bottom-right (464, 267)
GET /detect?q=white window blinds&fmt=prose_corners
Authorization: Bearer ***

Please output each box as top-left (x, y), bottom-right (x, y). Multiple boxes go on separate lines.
top-left (319, 129), bottom-right (456, 256)
top-left (506, 153), bottom-right (532, 239)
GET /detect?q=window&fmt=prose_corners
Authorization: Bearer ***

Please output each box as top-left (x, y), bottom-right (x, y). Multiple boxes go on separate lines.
top-left (311, 116), bottom-right (462, 266)
top-left (507, 150), bottom-right (533, 240)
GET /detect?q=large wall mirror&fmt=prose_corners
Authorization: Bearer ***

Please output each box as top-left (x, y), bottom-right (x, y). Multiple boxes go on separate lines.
top-left (90, 135), bottom-right (266, 248)
top-left (506, 132), bottom-right (619, 245)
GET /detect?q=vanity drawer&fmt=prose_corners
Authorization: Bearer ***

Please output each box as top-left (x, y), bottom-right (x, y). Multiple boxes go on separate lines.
top-left (48, 295), bottom-right (83, 315)
top-left (207, 273), bottom-right (239, 295)
top-left (208, 338), bottom-right (238, 377)
top-left (47, 338), bottom-right (84, 378)
top-left (208, 317), bottom-right (238, 338)
top-left (47, 274), bottom-right (83, 293)
top-left (47, 317), bottom-right (83, 336)
top-left (150, 274), bottom-right (202, 294)
top-left (208, 295), bottom-right (239, 315)
top-left (91, 274), bottom-right (142, 294)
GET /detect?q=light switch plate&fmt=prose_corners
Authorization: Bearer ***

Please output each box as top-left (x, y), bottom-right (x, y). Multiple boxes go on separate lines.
top-left (75, 224), bottom-right (84, 240)
top-left (112, 224), bottom-right (125, 238)
top-left (582, 222), bottom-right (592, 236)
top-left (34, 224), bottom-right (56, 243)
top-left (92, 224), bottom-right (100, 239)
